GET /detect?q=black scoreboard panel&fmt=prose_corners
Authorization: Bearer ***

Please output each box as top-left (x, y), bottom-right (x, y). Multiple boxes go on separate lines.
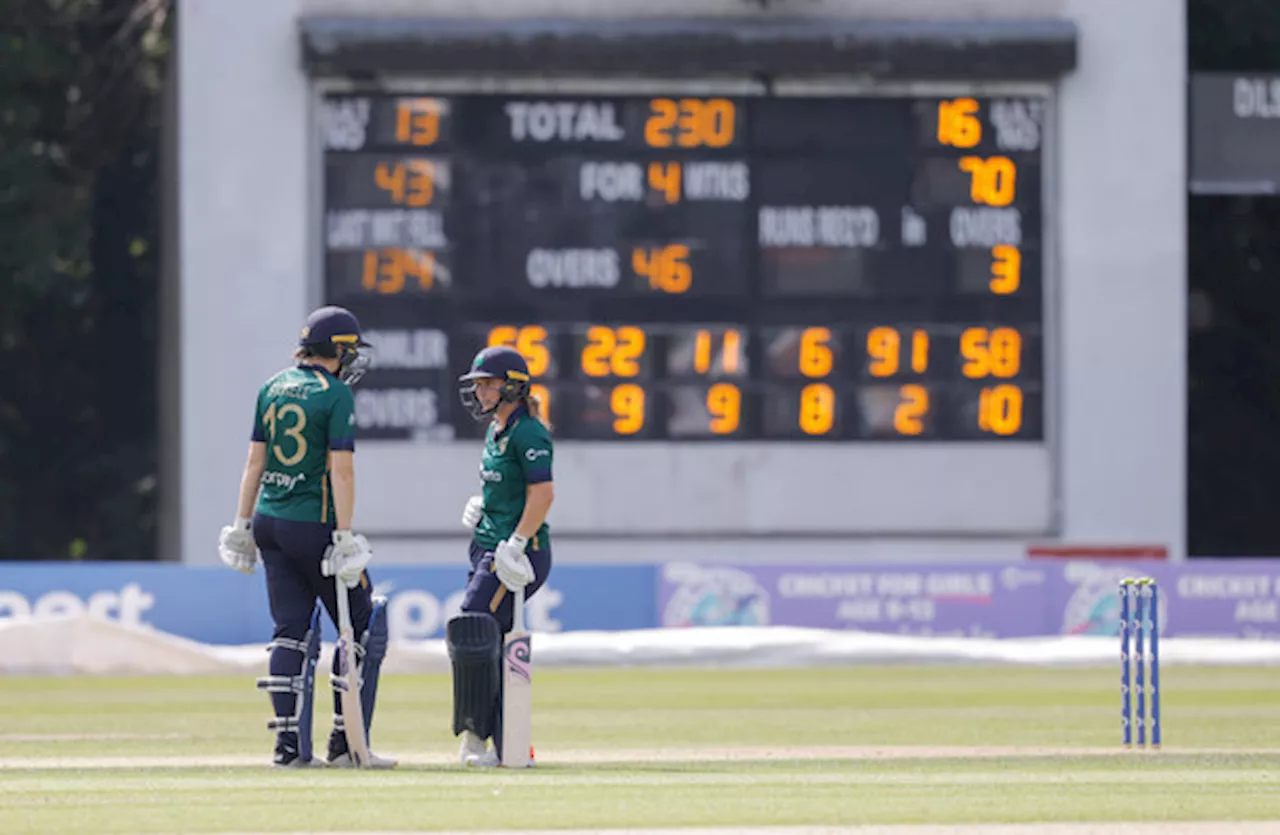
top-left (319, 93), bottom-right (1046, 442)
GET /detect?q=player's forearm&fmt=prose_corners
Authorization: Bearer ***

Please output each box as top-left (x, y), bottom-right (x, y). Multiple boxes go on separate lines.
top-left (235, 443), bottom-right (268, 519)
top-left (236, 466), bottom-right (264, 519)
top-left (331, 469), bottom-right (355, 530)
top-left (514, 483), bottom-right (554, 540)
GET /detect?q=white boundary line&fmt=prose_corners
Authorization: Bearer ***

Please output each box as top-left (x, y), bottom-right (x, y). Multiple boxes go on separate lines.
top-left (207, 825), bottom-right (1280, 835)
top-left (1, 745), bottom-right (1278, 771)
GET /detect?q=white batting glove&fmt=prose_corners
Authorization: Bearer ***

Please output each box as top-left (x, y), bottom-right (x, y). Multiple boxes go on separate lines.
top-left (218, 517), bottom-right (257, 574)
top-left (494, 534), bottom-right (534, 592)
top-left (321, 530), bottom-right (372, 589)
top-left (461, 495), bottom-right (484, 530)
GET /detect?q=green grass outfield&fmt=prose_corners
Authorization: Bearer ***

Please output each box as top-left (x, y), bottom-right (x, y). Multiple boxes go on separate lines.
top-left (2, 665), bottom-right (1279, 833)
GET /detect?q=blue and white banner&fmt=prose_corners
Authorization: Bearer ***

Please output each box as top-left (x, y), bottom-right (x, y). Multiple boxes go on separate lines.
top-left (0, 563), bottom-right (657, 645)
top-left (10, 559), bottom-right (1280, 646)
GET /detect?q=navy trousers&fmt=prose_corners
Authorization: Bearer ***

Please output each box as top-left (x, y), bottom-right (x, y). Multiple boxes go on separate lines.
top-left (253, 513), bottom-right (373, 720)
top-left (461, 540), bottom-right (552, 633)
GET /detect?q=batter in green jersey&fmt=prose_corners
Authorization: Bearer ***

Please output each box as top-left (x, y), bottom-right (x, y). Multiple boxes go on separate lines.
top-left (447, 344), bottom-right (556, 769)
top-left (217, 305), bottom-right (396, 770)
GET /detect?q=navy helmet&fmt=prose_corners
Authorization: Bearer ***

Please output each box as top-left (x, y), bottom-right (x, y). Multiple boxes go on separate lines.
top-left (458, 345), bottom-right (530, 419)
top-left (298, 305), bottom-right (372, 385)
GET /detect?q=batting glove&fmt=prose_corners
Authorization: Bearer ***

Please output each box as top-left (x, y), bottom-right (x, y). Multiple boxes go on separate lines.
top-left (218, 517), bottom-right (257, 574)
top-left (494, 534), bottom-right (534, 592)
top-left (461, 495), bottom-right (484, 530)
top-left (322, 530), bottom-right (372, 589)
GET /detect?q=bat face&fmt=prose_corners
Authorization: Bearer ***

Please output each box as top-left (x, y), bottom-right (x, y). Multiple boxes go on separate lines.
top-left (333, 578), bottom-right (371, 768)
top-left (501, 628), bottom-right (533, 767)
top-left (336, 631), bottom-right (369, 765)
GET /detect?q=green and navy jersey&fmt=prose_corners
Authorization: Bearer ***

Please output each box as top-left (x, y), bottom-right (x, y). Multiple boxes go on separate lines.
top-left (473, 406), bottom-right (553, 551)
top-left (250, 364), bottom-right (356, 525)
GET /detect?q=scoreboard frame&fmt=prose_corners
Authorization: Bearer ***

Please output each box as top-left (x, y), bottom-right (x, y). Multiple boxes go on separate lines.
top-left (307, 75), bottom-right (1061, 536)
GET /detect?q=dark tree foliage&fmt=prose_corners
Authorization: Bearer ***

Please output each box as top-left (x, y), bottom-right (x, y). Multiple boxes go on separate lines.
top-left (1188, 0), bottom-right (1280, 555)
top-left (0, 0), bottom-right (170, 560)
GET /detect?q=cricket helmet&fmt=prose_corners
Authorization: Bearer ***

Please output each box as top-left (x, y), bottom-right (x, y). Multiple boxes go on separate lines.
top-left (298, 305), bottom-right (373, 386)
top-left (458, 345), bottom-right (531, 419)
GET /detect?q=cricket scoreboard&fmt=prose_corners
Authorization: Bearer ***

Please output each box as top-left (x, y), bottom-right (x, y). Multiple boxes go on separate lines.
top-left (177, 5), bottom-right (1192, 556)
top-left (319, 92), bottom-right (1046, 443)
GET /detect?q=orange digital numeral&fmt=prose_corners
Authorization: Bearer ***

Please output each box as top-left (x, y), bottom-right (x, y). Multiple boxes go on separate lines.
top-left (707, 383), bottom-right (741, 435)
top-left (937, 98), bottom-right (982, 148)
top-left (911, 330), bottom-right (930, 373)
top-left (961, 327), bottom-right (1022, 379)
top-left (645, 99), bottom-right (735, 148)
top-left (799, 327), bottom-right (834, 378)
top-left (530, 384), bottom-right (552, 424)
top-left (867, 327), bottom-right (930, 377)
top-left (693, 329), bottom-right (743, 375)
top-left (978, 384), bottom-right (1024, 436)
top-left (894, 384), bottom-right (929, 436)
top-left (991, 245), bottom-right (1021, 294)
top-left (958, 156), bottom-right (1017, 206)
top-left (632, 245), bottom-right (692, 294)
top-left (611, 384), bottom-right (646, 435)
top-left (361, 248), bottom-right (436, 294)
top-left (487, 325), bottom-right (551, 377)
top-left (799, 383), bottom-right (835, 436)
top-left (581, 326), bottom-right (646, 378)
top-left (395, 98), bottom-right (441, 146)
top-left (648, 162), bottom-right (682, 204)
top-left (374, 159), bottom-right (436, 207)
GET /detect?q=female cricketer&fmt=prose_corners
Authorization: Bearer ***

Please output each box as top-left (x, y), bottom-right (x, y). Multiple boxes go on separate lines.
top-left (447, 344), bottom-right (555, 767)
top-left (216, 305), bottom-right (395, 769)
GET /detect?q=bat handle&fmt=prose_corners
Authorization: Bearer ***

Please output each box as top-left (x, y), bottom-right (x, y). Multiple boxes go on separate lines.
top-left (512, 588), bottom-right (525, 633)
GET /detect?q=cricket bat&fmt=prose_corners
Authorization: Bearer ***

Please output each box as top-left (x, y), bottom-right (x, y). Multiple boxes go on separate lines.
top-left (501, 591), bottom-right (533, 768)
top-left (333, 576), bottom-right (371, 768)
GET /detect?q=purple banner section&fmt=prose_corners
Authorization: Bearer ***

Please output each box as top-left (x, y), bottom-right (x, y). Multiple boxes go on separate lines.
top-left (658, 560), bottom-right (1280, 639)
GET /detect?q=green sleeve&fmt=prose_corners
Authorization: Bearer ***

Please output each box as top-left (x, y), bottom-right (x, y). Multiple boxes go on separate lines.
top-left (514, 421), bottom-right (553, 484)
top-left (251, 386), bottom-right (267, 442)
top-left (329, 386), bottom-right (356, 451)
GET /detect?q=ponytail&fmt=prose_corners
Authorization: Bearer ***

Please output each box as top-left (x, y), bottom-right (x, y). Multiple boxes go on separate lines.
top-left (524, 393), bottom-right (552, 431)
